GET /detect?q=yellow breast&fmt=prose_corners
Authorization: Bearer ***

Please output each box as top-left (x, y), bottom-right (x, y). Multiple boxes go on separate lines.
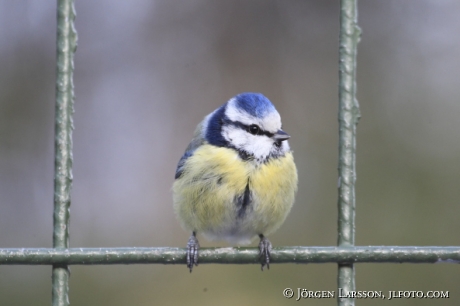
top-left (173, 144), bottom-right (297, 243)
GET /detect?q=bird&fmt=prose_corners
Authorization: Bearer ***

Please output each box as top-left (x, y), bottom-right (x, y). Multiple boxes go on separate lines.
top-left (172, 92), bottom-right (298, 272)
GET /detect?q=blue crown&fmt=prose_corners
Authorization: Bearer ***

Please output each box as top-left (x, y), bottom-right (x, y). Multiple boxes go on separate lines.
top-left (234, 93), bottom-right (276, 118)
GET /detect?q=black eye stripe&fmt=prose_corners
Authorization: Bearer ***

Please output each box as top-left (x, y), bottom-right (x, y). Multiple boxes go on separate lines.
top-left (224, 119), bottom-right (274, 137)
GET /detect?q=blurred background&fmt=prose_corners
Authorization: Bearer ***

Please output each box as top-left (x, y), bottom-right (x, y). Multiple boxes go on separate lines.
top-left (1, 1), bottom-right (460, 305)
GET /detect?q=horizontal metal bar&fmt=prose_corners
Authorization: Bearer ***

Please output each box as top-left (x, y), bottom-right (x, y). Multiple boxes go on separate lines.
top-left (1, 247), bottom-right (459, 265)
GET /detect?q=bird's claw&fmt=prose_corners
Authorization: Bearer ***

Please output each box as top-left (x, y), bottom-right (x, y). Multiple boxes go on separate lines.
top-left (186, 232), bottom-right (199, 272)
top-left (258, 234), bottom-right (272, 271)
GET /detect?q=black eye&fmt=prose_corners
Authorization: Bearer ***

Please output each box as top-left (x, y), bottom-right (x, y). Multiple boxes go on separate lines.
top-left (248, 124), bottom-right (260, 135)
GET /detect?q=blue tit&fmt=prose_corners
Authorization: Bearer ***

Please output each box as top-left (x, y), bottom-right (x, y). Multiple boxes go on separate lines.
top-left (173, 92), bottom-right (298, 272)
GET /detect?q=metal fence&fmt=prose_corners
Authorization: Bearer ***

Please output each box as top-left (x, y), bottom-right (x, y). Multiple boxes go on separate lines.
top-left (0, 1), bottom-right (459, 306)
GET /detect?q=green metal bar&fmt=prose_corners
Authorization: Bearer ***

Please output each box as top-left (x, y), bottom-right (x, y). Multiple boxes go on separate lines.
top-left (53, 0), bottom-right (77, 306)
top-left (338, 0), bottom-right (361, 305)
top-left (1, 247), bottom-right (459, 265)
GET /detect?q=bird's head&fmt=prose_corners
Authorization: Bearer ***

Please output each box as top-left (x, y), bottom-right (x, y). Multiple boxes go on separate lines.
top-left (203, 93), bottom-right (291, 162)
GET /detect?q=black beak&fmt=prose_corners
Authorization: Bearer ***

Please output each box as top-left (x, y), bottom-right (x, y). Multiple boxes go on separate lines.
top-left (273, 130), bottom-right (290, 141)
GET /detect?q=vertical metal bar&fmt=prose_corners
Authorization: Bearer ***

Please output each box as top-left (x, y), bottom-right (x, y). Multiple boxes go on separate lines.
top-left (337, 0), bottom-right (360, 305)
top-left (52, 0), bottom-right (77, 305)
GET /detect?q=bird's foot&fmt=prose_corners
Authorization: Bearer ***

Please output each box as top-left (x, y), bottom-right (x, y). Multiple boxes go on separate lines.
top-left (186, 232), bottom-right (199, 272)
top-left (258, 234), bottom-right (272, 271)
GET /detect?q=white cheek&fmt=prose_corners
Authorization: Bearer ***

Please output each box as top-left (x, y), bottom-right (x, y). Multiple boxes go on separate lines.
top-left (222, 126), bottom-right (242, 144)
top-left (222, 126), bottom-right (274, 160)
top-left (249, 137), bottom-right (274, 159)
top-left (222, 127), bottom-right (252, 149)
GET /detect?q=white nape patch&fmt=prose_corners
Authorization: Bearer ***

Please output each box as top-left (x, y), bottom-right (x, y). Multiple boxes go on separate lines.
top-left (222, 125), bottom-right (275, 160)
top-left (226, 98), bottom-right (281, 133)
